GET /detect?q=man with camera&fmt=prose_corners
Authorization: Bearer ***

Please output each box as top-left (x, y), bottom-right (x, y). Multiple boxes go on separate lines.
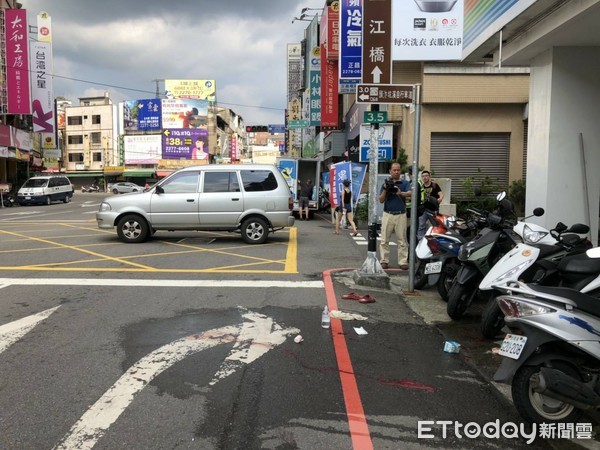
top-left (379, 162), bottom-right (411, 270)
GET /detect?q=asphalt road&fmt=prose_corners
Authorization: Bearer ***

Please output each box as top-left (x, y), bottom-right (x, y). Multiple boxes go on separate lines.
top-left (0, 195), bottom-right (583, 449)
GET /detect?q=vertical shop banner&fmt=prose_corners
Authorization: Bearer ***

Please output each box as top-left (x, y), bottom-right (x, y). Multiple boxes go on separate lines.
top-left (37, 11), bottom-right (52, 42)
top-left (331, 162), bottom-right (367, 209)
top-left (309, 46), bottom-right (321, 127)
top-left (320, 2), bottom-right (340, 60)
top-left (230, 134), bottom-right (238, 161)
top-left (29, 41), bottom-right (54, 133)
top-left (339, 0), bottom-right (362, 80)
top-left (350, 163), bottom-right (367, 208)
top-left (320, 44), bottom-right (339, 130)
top-left (5, 9), bottom-right (31, 114)
top-left (392, 0), bottom-right (464, 61)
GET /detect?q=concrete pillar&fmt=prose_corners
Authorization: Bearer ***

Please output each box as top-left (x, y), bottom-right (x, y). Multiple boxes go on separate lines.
top-left (526, 47), bottom-right (600, 244)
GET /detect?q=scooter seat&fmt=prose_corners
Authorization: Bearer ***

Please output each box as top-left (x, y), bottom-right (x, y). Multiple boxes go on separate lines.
top-left (558, 252), bottom-right (600, 275)
top-left (528, 284), bottom-right (600, 318)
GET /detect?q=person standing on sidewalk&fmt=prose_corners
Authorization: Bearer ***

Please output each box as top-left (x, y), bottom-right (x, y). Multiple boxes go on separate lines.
top-left (298, 179), bottom-right (313, 221)
top-left (334, 179), bottom-right (358, 236)
top-left (379, 162), bottom-right (411, 270)
top-left (417, 170), bottom-right (444, 240)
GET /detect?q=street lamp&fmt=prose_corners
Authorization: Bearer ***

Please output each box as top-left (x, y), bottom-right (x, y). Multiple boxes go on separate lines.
top-left (292, 13), bottom-right (319, 23)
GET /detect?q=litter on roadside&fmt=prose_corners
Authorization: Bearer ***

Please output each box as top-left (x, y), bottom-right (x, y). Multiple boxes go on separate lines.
top-left (329, 310), bottom-right (368, 321)
top-left (294, 335), bottom-right (304, 344)
top-left (443, 341), bottom-right (461, 353)
top-left (353, 326), bottom-right (368, 335)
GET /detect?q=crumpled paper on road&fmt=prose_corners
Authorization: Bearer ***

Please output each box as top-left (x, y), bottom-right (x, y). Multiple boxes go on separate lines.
top-left (329, 310), bottom-right (368, 321)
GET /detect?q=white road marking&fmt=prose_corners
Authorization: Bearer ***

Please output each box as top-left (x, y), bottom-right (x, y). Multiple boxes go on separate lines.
top-left (53, 310), bottom-right (299, 450)
top-left (0, 306), bottom-right (60, 354)
top-left (0, 278), bottom-right (324, 288)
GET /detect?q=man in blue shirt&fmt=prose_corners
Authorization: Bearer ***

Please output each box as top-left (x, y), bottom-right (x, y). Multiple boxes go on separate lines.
top-left (379, 162), bottom-right (411, 270)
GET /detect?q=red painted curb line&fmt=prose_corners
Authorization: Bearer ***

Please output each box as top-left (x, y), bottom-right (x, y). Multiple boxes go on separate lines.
top-left (323, 268), bottom-right (374, 450)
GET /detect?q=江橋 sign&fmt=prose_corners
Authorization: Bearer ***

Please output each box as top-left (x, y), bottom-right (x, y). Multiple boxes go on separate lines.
top-left (5, 9), bottom-right (31, 114)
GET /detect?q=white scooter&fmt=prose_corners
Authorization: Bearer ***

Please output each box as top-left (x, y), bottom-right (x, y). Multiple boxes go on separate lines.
top-left (492, 246), bottom-right (600, 424)
top-left (479, 217), bottom-right (591, 338)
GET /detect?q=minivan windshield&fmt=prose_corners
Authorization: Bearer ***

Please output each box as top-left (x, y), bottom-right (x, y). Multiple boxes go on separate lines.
top-left (23, 178), bottom-right (48, 188)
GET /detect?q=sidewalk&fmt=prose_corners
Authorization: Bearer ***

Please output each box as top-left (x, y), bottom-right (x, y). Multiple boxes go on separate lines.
top-left (331, 268), bottom-right (600, 450)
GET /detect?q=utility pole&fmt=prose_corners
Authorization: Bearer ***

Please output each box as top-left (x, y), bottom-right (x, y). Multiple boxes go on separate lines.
top-left (151, 79), bottom-right (164, 99)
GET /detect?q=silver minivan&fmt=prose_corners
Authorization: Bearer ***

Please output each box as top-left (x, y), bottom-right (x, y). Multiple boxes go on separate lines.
top-left (96, 164), bottom-right (295, 244)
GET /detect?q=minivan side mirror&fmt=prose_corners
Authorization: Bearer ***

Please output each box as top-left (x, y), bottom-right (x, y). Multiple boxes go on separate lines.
top-left (155, 185), bottom-right (164, 194)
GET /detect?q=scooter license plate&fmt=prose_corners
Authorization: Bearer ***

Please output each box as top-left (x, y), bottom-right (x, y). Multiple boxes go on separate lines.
top-left (424, 261), bottom-right (443, 275)
top-left (498, 334), bottom-right (527, 360)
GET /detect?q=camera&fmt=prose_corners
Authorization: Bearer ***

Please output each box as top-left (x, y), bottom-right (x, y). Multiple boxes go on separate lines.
top-left (384, 177), bottom-right (400, 193)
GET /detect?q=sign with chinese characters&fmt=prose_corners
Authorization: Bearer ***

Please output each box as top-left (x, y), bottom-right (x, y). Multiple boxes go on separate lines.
top-left (339, 0), bottom-right (362, 80)
top-left (321, 1), bottom-right (340, 60)
top-left (5, 9), bottom-right (31, 114)
top-left (392, 0), bottom-right (464, 61)
top-left (309, 46), bottom-right (321, 127)
top-left (162, 128), bottom-right (209, 160)
top-left (161, 98), bottom-right (208, 129)
top-left (165, 79), bottom-right (216, 102)
top-left (29, 41), bottom-right (54, 133)
top-left (124, 135), bottom-right (162, 164)
top-left (320, 44), bottom-right (339, 129)
top-left (362, 0), bottom-right (392, 84)
top-left (356, 84), bottom-right (414, 104)
top-left (359, 123), bottom-right (393, 161)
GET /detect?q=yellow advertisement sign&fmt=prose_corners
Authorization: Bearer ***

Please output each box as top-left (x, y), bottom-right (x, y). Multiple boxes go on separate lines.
top-left (165, 80), bottom-right (216, 102)
top-left (157, 159), bottom-right (208, 169)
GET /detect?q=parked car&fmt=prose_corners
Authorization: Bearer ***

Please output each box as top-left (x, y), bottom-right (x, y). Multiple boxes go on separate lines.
top-left (17, 175), bottom-right (74, 205)
top-left (108, 182), bottom-right (145, 195)
top-left (96, 164), bottom-right (295, 244)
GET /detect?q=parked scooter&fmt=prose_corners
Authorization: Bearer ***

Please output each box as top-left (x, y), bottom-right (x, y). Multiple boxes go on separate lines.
top-left (414, 207), bottom-right (480, 296)
top-left (1, 192), bottom-right (15, 207)
top-left (479, 218), bottom-right (591, 338)
top-left (81, 184), bottom-right (100, 193)
top-left (493, 248), bottom-right (600, 423)
top-left (446, 192), bottom-right (520, 320)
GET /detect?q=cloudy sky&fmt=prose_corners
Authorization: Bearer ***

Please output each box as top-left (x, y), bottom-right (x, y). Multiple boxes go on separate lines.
top-left (22, 0), bottom-right (325, 126)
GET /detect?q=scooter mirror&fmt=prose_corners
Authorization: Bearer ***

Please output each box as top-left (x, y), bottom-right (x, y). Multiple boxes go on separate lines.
top-left (496, 191), bottom-right (506, 202)
top-left (533, 207), bottom-right (545, 217)
top-left (568, 223), bottom-right (590, 234)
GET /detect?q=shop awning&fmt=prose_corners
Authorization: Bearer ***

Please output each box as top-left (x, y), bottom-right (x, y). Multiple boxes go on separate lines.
top-left (65, 172), bottom-right (104, 178)
top-left (123, 170), bottom-right (155, 177)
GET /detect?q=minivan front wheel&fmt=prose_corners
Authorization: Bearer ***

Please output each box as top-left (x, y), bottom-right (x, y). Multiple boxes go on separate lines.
top-left (116, 214), bottom-right (149, 243)
top-left (241, 217), bottom-right (268, 244)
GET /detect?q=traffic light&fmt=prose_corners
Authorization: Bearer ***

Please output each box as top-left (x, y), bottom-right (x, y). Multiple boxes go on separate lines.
top-left (245, 125), bottom-right (268, 133)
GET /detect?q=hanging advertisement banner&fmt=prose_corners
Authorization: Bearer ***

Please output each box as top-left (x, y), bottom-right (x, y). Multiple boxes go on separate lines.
top-left (339, 0), bottom-right (362, 80)
top-left (309, 46), bottom-right (321, 127)
top-left (29, 41), bottom-right (54, 133)
top-left (37, 11), bottom-right (52, 42)
top-left (124, 135), bottom-right (162, 164)
top-left (320, 44), bottom-right (339, 130)
top-left (5, 9), bottom-right (31, 114)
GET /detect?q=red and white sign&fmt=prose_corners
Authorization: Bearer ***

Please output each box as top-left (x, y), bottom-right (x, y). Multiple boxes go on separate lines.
top-left (320, 44), bottom-right (339, 129)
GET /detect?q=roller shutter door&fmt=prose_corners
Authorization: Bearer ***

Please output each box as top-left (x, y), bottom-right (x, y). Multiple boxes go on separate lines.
top-left (430, 132), bottom-right (510, 200)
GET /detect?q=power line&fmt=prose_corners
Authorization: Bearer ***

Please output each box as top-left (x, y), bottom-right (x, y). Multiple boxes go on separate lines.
top-left (48, 73), bottom-right (285, 112)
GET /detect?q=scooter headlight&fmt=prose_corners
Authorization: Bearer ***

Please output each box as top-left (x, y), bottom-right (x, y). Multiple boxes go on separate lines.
top-left (522, 224), bottom-right (548, 244)
top-left (492, 261), bottom-right (534, 284)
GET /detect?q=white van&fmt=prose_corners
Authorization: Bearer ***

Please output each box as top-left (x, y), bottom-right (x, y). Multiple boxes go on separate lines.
top-left (96, 164), bottom-right (295, 244)
top-left (17, 175), bottom-right (74, 205)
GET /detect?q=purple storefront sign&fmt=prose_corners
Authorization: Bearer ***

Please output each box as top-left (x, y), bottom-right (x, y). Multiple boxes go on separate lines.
top-left (339, 0), bottom-right (362, 80)
top-left (163, 128), bottom-right (209, 160)
top-left (5, 9), bottom-right (31, 114)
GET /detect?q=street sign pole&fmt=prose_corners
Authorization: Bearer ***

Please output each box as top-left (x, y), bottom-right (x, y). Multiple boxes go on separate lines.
top-left (408, 84), bottom-right (422, 292)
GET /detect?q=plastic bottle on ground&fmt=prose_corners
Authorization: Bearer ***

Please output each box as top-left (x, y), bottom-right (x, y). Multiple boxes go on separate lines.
top-left (321, 305), bottom-right (331, 329)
